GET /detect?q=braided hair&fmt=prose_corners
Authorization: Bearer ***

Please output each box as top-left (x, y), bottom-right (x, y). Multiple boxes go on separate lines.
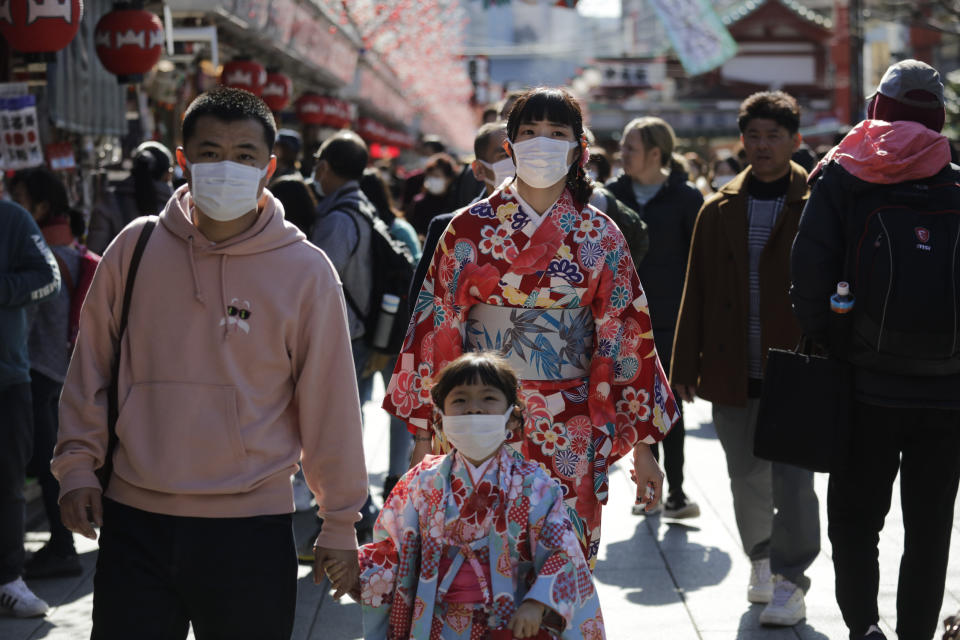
top-left (505, 87), bottom-right (593, 207)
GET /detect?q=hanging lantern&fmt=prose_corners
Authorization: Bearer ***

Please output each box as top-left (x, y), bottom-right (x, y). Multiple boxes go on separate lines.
top-left (220, 59), bottom-right (267, 96)
top-left (262, 71), bottom-right (292, 112)
top-left (94, 6), bottom-right (164, 84)
top-left (295, 93), bottom-right (354, 128)
top-left (0, 0), bottom-right (83, 57)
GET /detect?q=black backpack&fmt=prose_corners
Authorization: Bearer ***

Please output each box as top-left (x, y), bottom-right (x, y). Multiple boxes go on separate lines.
top-left (338, 194), bottom-right (416, 354)
top-left (843, 170), bottom-right (960, 375)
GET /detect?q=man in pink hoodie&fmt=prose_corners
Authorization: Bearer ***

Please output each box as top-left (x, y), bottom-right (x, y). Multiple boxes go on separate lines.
top-left (792, 60), bottom-right (960, 640)
top-left (52, 87), bottom-right (368, 638)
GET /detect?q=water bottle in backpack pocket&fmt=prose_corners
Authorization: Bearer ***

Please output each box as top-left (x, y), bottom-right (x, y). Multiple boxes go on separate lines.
top-left (847, 180), bottom-right (960, 375)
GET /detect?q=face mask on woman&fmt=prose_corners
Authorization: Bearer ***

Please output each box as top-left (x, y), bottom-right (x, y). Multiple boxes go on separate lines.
top-left (511, 136), bottom-right (578, 189)
top-left (424, 176), bottom-right (448, 196)
top-left (186, 160), bottom-right (270, 222)
top-left (441, 406), bottom-right (514, 461)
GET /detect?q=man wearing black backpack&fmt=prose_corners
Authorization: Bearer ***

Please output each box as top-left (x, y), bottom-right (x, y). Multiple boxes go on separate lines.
top-left (310, 131), bottom-right (414, 540)
top-left (791, 59), bottom-right (960, 640)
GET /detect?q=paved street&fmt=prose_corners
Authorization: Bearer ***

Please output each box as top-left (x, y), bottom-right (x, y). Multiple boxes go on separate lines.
top-left (4, 385), bottom-right (959, 639)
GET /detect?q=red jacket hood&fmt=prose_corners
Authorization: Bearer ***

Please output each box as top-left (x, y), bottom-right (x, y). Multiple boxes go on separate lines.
top-left (810, 119), bottom-right (952, 184)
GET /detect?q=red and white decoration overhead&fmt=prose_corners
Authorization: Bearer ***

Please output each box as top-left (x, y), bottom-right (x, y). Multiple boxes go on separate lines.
top-left (0, 0), bottom-right (83, 54)
top-left (220, 59), bottom-right (267, 96)
top-left (94, 7), bottom-right (164, 82)
top-left (357, 117), bottom-right (414, 149)
top-left (295, 94), bottom-right (356, 129)
top-left (316, 0), bottom-right (475, 150)
top-left (262, 71), bottom-right (293, 112)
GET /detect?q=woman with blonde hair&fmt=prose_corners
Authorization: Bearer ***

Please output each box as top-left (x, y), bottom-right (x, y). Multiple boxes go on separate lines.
top-left (606, 115), bottom-right (704, 520)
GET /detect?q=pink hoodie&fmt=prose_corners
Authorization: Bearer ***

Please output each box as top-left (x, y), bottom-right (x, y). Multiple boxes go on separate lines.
top-left (53, 185), bottom-right (368, 549)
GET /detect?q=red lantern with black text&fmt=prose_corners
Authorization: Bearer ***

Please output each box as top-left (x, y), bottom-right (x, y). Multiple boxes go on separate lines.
top-left (0, 0), bottom-right (83, 56)
top-left (220, 59), bottom-right (266, 96)
top-left (262, 72), bottom-right (292, 112)
top-left (95, 7), bottom-right (164, 83)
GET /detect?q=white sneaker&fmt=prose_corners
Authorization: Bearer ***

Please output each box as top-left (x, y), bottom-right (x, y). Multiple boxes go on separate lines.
top-left (0, 577), bottom-right (49, 618)
top-left (747, 558), bottom-right (773, 603)
top-left (759, 575), bottom-right (805, 626)
top-left (292, 473), bottom-right (314, 512)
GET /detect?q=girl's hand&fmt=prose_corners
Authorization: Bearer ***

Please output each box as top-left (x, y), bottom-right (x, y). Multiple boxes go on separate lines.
top-left (630, 442), bottom-right (664, 512)
top-left (509, 600), bottom-right (546, 638)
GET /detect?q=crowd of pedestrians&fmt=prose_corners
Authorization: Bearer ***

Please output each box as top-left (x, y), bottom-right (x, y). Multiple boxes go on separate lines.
top-left (0, 59), bottom-right (957, 640)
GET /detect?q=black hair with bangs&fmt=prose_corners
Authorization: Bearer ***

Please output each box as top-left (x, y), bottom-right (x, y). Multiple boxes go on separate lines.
top-left (505, 87), bottom-right (593, 206)
top-left (430, 351), bottom-right (519, 412)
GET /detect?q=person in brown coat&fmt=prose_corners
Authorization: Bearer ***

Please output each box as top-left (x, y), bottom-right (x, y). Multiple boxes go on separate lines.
top-left (671, 91), bottom-right (819, 627)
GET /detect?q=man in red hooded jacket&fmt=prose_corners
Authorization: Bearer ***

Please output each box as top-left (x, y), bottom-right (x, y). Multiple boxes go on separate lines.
top-left (791, 59), bottom-right (960, 640)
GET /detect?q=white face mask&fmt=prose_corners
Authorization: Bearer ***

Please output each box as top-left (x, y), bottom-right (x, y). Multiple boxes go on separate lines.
top-left (479, 157), bottom-right (516, 189)
top-left (186, 160), bottom-right (270, 222)
top-left (441, 406), bottom-right (514, 461)
top-left (424, 176), bottom-right (448, 195)
top-left (511, 137), bottom-right (577, 189)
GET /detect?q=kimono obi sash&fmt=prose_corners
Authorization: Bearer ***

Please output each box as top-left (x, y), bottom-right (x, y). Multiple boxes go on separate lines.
top-left (464, 304), bottom-right (594, 381)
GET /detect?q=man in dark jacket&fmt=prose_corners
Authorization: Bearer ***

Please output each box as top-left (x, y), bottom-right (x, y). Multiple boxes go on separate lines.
top-left (0, 200), bottom-right (59, 617)
top-left (607, 116), bottom-right (703, 520)
top-left (791, 59), bottom-right (960, 640)
top-left (672, 92), bottom-right (818, 627)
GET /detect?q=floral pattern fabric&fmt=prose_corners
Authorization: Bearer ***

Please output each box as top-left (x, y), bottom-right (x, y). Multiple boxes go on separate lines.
top-left (383, 186), bottom-right (679, 568)
top-left (358, 447), bottom-right (605, 640)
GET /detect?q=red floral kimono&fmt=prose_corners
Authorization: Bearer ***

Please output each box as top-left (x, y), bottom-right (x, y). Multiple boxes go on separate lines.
top-left (383, 185), bottom-right (678, 568)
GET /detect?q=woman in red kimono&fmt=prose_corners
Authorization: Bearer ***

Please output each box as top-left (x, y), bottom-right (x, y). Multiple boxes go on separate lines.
top-left (383, 87), bottom-right (679, 569)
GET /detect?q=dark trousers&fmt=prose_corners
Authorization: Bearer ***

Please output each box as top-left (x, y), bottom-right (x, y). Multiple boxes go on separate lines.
top-left (829, 402), bottom-right (960, 640)
top-left (0, 382), bottom-right (31, 584)
top-left (651, 388), bottom-right (685, 495)
top-left (92, 499), bottom-right (298, 640)
top-left (27, 370), bottom-right (74, 553)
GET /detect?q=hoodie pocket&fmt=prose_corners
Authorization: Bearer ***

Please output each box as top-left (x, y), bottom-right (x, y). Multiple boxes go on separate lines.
top-left (114, 382), bottom-right (249, 494)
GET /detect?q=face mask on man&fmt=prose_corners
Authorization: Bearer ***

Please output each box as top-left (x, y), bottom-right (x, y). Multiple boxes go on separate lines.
top-left (479, 157), bottom-right (516, 189)
top-left (441, 406), bottom-right (514, 461)
top-left (186, 160), bottom-right (270, 222)
top-left (424, 176), bottom-right (448, 196)
top-left (511, 137), bottom-right (577, 189)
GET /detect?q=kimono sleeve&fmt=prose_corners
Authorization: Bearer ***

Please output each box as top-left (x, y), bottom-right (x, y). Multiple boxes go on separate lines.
top-left (523, 475), bottom-right (605, 639)
top-left (358, 469), bottom-right (420, 639)
top-left (588, 219), bottom-right (678, 459)
top-left (382, 218), bottom-right (469, 434)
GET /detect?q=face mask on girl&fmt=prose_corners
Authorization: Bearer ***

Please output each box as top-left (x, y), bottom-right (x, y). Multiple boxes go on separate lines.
top-left (441, 406), bottom-right (514, 461)
top-left (478, 157), bottom-right (516, 189)
top-left (511, 136), bottom-right (578, 189)
top-left (186, 159), bottom-right (270, 222)
top-left (424, 176), bottom-right (448, 196)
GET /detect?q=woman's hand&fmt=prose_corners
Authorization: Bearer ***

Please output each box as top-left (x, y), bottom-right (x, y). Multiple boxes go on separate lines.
top-left (630, 442), bottom-right (665, 512)
top-left (509, 599), bottom-right (546, 638)
top-left (313, 546), bottom-right (359, 599)
top-left (409, 432), bottom-right (432, 469)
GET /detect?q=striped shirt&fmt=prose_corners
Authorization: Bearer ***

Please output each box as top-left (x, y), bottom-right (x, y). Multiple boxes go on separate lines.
top-left (746, 195), bottom-right (785, 378)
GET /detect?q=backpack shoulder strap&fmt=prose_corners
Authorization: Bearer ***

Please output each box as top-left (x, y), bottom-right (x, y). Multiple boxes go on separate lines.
top-left (52, 251), bottom-right (75, 296)
top-left (102, 219), bottom-right (156, 491)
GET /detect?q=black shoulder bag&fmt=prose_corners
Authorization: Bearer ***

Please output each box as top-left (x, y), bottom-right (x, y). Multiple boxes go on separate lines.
top-left (96, 219), bottom-right (156, 491)
top-left (754, 336), bottom-right (853, 473)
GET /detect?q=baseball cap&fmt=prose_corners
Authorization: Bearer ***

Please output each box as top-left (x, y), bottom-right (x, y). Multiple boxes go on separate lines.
top-left (870, 59), bottom-right (944, 108)
top-left (276, 128), bottom-right (302, 153)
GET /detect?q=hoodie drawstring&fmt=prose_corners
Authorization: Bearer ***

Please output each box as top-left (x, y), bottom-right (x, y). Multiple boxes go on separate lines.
top-left (187, 236), bottom-right (206, 304)
top-left (220, 255), bottom-right (231, 340)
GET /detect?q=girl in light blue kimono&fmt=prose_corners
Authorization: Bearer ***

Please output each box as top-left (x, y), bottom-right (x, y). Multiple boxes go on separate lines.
top-left (352, 351), bottom-right (605, 640)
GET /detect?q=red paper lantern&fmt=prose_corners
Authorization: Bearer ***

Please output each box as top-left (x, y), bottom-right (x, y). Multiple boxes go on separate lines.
top-left (295, 93), bottom-right (354, 128)
top-left (0, 0), bottom-right (83, 55)
top-left (262, 72), bottom-right (292, 112)
top-left (220, 59), bottom-right (267, 96)
top-left (94, 7), bottom-right (164, 83)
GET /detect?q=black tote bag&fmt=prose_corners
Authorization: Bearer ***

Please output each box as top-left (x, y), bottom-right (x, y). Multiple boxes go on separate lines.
top-left (754, 337), bottom-right (853, 473)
